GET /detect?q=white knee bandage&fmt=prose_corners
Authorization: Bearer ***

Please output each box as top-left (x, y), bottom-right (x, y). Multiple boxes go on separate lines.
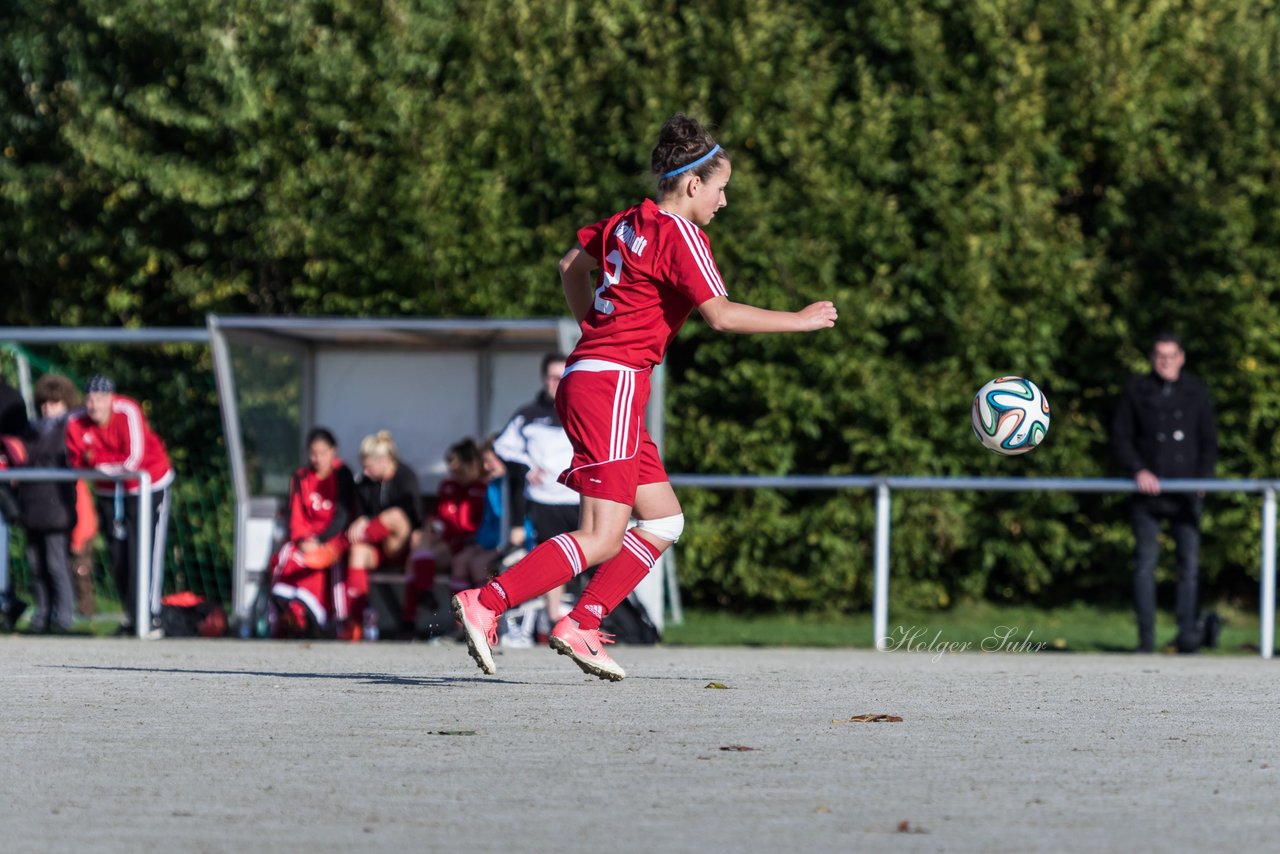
top-left (634, 513), bottom-right (685, 544)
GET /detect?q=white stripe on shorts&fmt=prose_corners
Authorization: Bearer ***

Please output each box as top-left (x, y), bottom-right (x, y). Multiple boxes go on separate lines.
top-left (609, 371), bottom-right (635, 460)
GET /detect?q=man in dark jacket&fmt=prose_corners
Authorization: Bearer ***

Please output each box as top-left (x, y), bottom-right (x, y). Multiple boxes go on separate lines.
top-left (1112, 332), bottom-right (1218, 653)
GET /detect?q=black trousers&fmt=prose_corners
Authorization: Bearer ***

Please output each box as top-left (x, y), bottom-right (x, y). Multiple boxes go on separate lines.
top-left (1131, 495), bottom-right (1202, 652)
top-left (95, 487), bottom-right (172, 628)
top-left (528, 501), bottom-right (579, 546)
top-left (26, 530), bottom-right (74, 631)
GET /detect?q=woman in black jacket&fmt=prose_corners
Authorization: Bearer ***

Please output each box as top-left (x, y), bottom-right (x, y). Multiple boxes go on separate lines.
top-left (20, 374), bottom-right (80, 633)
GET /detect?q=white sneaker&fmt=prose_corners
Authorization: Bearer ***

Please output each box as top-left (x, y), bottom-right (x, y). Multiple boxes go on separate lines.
top-left (502, 632), bottom-right (534, 649)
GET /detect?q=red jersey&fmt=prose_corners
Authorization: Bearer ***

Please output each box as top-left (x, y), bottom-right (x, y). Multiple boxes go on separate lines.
top-left (288, 461), bottom-right (356, 543)
top-left (65, 395), bottom-right (174, 495)
top-left (434, 477), bottom-right (487, 553)
top-left (572, 197), bottom-right (728, 370)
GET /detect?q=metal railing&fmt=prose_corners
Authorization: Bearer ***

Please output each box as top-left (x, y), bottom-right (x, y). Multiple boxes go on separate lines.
top-left (668, 475), bottom-right (1278, 659)
top-left (3, 467), bottom-right (155, 639)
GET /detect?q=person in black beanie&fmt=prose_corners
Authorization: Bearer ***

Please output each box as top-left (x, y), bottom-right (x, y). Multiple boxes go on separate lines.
top-left (1112, 332), bottom-right (1218, 653)
top-left (65, 375), bottom-right (175, 636)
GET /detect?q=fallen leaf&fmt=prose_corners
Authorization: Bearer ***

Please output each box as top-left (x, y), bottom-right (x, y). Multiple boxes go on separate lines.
top-left (433, 730), bottom-right (477, 736)
top-left (705, 682), bottom-right (730, 689)
top-left (719, 745), bottom-right (757, 751)
top-left (834, 714), bottom-right (903, 723)
top-left (864, 820), bottom-right (929, 834)
top-left (814, 805), bottom-right (831, 814)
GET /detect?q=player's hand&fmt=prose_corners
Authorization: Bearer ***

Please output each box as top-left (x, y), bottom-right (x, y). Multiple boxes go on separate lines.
top-left (796, 301), bottom-right (838, 331)
top-left (1135, 469), bottom-right (1161, 496)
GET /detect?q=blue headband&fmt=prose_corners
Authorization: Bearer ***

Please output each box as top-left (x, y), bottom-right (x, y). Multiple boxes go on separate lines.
top-left (660, 144), bottom-right (721, 180)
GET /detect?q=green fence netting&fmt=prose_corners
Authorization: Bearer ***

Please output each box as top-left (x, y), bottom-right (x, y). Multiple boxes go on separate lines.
top-left (2, 342), bottom-right (235, 619)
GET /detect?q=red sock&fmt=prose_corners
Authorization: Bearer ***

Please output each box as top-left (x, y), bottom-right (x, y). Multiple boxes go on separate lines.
top-left (363, 518), bottom-right (390, 544)
top-left (478, 534), bottom-right (585, 614)
top-left (346, 566), bottom-right (369, 624)
top-left (571, 530), bottom-right (661, 630)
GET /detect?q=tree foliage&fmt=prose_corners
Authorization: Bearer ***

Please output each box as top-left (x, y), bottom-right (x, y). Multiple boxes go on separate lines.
top-left (4, 0), bottom-right (1280, 611)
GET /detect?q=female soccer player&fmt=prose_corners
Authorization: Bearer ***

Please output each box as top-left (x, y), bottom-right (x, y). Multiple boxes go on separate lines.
top-left (453, 114), bottom-right (837, 680)
top-left (270, 427), bottom-right (356, 634)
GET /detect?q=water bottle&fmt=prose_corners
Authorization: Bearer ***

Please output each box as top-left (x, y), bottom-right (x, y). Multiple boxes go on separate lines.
top-left (362, 607), bottom-right (379, 642)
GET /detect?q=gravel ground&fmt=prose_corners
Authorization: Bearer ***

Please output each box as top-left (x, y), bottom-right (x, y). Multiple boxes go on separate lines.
top-left (2, 636), bottom-right (1277, 853)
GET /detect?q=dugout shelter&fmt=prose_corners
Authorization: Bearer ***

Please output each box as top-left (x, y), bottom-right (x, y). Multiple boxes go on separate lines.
top-left (206, 315), bottom-right (672, 632)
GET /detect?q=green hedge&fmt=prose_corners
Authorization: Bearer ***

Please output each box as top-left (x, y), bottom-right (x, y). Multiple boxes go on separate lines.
top-left (4, 0), bottom-right (1279, 611)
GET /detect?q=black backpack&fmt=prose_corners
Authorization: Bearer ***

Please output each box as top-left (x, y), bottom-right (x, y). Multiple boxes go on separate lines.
top-left (601, 593), bottom-right (661, 645)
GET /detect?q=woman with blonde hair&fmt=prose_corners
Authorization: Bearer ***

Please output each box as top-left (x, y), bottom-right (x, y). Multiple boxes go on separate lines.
top-left (306, 429), bottom-right (421, 639)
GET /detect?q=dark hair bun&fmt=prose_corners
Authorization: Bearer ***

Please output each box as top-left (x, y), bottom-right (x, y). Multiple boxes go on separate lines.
top-left (651, 114), bottom-right (728, 192)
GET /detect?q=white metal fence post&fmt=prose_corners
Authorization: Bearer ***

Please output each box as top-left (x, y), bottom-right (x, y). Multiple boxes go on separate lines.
top-left (1261, 485), bottom-right (1276, 661)
top-left (136, 472), bottom-right (153, 640)
top-left (16, 352), bottom-right (35, 421)
top-left (874, 481), bottom-right (891, 650)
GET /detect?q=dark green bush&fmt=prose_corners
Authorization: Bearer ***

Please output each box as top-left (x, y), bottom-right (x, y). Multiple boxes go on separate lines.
top-left (4, 0), bottom-right (1278, 611)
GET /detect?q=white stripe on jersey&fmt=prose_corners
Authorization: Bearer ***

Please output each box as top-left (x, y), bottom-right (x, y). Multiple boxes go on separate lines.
top-left (115, 399), bottom-right (145, 472)
top-left (562, 359), bottom-right (639, 376)
top-left (659, 210), bottom-right (728, 297)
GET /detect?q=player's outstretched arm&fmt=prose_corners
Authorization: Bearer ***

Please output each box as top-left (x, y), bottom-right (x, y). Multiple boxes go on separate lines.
top-left (697, 295), bottom-right (837, 334)
top-left (559, 243), bottom-right (597, 324)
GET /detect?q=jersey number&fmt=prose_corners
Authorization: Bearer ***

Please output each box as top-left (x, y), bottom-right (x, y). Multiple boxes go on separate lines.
top-left (593, 249), bottom-right (622, 315)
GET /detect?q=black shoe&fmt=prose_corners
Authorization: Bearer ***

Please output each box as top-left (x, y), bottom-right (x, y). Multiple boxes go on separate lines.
top-left (1174, 631), bottom-right (1202, 654)
top-left (1137, 631), bottom-right (1155, 653)
top-left (2, 594), bottom-right (27, 630)
top-left (113, 623), bottom-right (137, 637)
top-left (1201, 612), bottom-right (1222, 649)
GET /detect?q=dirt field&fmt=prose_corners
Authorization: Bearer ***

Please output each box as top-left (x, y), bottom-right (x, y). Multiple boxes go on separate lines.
top-left (3, 636), bottom-right (1277, 853)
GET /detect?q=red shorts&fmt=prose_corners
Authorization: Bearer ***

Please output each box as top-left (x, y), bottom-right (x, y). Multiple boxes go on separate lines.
top-left (556, 366), bottom-right (668, 505)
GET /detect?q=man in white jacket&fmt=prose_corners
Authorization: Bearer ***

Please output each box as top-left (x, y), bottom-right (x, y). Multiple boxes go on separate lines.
top-left (493, 354), bottom-right (579, 644)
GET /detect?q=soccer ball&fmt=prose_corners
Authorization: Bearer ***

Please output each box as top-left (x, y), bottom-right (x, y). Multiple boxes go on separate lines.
top-left (971, 377), bottom-right (1050, 455)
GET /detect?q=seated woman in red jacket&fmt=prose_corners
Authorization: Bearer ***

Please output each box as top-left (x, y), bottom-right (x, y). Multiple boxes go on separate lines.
top-left (270, 427), bottom-right (356, 635)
